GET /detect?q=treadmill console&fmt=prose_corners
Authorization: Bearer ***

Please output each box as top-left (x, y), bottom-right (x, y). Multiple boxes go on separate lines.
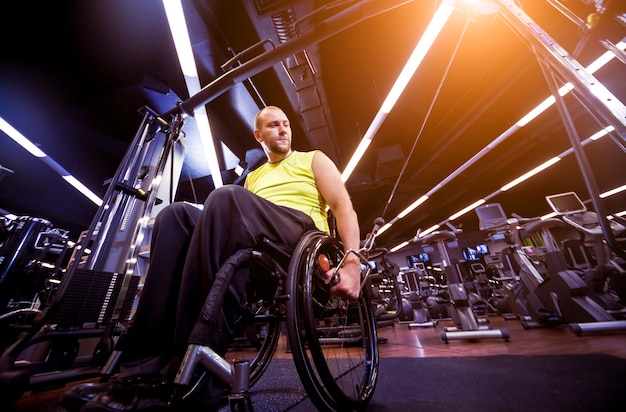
top-left (545, 191), bottom-right (625, 236)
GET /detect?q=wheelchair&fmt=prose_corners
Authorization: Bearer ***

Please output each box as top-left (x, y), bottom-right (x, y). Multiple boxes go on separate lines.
top-left (170, 229), bottom-right (380, 411)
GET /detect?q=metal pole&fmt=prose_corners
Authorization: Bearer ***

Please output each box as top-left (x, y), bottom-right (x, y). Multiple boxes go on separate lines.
top-left (497, 0), bottom-right (626, 259)
top-left (496, 0), bottom-right (626, 140)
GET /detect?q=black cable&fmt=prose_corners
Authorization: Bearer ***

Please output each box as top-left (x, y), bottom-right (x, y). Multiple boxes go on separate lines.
top-left (381, 16), bottom-right (470, 219)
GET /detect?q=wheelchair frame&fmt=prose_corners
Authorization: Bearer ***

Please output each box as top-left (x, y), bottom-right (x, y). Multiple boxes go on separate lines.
top-left (172, 230), bottom-right (379, 412)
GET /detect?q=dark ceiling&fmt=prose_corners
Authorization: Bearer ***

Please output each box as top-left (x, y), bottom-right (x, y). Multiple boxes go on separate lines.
top-left (1, 0), bottom-right (625, 250)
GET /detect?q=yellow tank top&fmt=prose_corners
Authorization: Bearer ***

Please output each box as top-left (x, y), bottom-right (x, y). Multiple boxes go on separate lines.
top-left (246, 150), bottom-right (329, 233)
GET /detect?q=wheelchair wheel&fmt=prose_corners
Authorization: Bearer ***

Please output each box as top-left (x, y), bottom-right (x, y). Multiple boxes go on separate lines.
top-left (225, 297), bottom-right (282, 387)
top-left (225, 250), bottom-right (286, 388)
top-left (286, 231), bottom-right (379, 411)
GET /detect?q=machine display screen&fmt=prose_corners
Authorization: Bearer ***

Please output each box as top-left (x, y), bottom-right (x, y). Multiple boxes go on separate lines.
top-left (546, 192), bottom-right (586, 215)
top-left (475, 203), bottom-right (508, 230)
top-left (361, 260), bottom-right (378, 273)
top-left (462, 244), bottom-right (489, 261)
top-left (407, 253), bottom-right (430, 268)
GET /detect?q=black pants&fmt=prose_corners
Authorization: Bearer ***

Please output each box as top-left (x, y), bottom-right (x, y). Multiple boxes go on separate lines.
top-left (122, 185), bottom-right (317, 365)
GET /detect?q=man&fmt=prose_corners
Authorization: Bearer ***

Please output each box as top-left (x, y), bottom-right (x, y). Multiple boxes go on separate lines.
top-left (246, 105), bottom-right (361, 299)
top-left (62, 106), bottom-right (361, 412)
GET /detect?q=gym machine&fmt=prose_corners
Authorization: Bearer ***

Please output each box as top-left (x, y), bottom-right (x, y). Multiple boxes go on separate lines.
top-left (368, 248), bottom-right (405, 328)
top-left (545, 191), bottom-right (626, 335)
top-left (396, 261), bottom-right (439, 328)
top-left (412, 228), bottom-right (509, 343)
top-left (0, 107), bottom-right (185, 402)
top-left (0, 214), bottom-right (73, 353)
top-left (476, 202), bottom-right (626, 335)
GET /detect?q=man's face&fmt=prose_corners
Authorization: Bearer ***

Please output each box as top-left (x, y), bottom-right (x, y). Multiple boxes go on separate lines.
top-left (255, 108), bottom-right (292, 155)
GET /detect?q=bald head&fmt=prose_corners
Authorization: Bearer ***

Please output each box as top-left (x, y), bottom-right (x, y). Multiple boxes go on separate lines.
top-left (254, 106), bottom-right (285, 131)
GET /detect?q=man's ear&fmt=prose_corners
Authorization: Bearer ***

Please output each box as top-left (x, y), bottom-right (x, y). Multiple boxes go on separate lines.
top-left (253, 129), bottom-right (262, 143)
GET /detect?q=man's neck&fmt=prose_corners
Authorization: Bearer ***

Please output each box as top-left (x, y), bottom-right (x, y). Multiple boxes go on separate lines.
top-left (268, 149), bottom-right (293, 164)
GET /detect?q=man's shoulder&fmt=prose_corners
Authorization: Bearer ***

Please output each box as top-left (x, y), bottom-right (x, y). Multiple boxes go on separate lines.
top-left (293, 150), bottom-right (319, 160)
top-left (290, 150), bottom-right (320, 168)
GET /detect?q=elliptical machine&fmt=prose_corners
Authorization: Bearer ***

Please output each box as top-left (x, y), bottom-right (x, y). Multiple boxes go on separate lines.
top-left (477, 203), bottom-right (579, 328)
top-left (476, 202), bottom-right (626, 334)
top-left (412, 227), bottom-right (509, 343)
top-left (545, 191), bottom-right (626, 334)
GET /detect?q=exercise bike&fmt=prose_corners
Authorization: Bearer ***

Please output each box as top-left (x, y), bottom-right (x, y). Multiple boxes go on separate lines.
top-left (368, 248), bottom-right (404, 328)
top-left (477, 203), bottom-right (564, 328)
top-left (411, 227), bottom-right (509, 343)
top-left (398, 262), bottom-right (439, 328)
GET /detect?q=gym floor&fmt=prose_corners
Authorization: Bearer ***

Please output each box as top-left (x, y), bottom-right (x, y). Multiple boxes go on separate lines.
top-left (12, 314), bottom-right (626, 411)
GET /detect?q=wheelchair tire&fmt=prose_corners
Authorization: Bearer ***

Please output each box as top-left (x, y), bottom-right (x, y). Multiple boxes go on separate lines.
top-left (226, 300), bottom-right (282, 388)
top-left (225, 249), bottom-right (286, 388)
top-left (286, 231), bottom-right (379, 411)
